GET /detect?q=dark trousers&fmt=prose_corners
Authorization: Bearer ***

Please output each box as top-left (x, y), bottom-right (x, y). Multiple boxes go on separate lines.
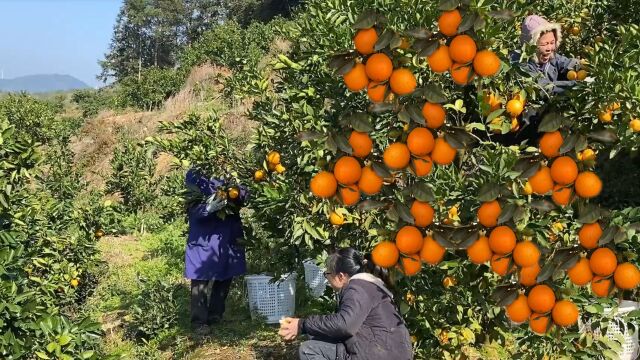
top-left (190, 278), bottom-right (233, 327)
top-left (298, 339), bottom-right (338, 360)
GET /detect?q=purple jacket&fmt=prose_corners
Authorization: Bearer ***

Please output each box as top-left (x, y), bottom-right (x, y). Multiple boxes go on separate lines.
top-left (184, 169), bottom-right (248, 280)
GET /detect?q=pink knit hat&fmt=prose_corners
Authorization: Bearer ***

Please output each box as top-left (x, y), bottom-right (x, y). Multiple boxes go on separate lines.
top-left (520, 15), bottom-right (562, 47)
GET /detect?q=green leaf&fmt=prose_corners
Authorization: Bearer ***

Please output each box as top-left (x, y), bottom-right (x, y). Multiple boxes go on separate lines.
top-left (598, 226), bottom-right (617, 246)
top-left (396, 202), bottom-right (415, 224)
top-left (444, 132), bottom-right (464, 150)
top-left (369, 102), bottom-right (395, 113)
top-left (325, 133), bottom-right (338, 153)
top-left (352, 10), bottom-right (377, 29)
top-left (58, 334), bottom-right (71, 346)
top-left (577, 204), bottom-right (601, 224)
top-left (371, 161), bottom-right (391, 178)
top-left (375, 29), bottom-right (394, 51)
top-left (497, 203), bottom-right (517, 224)
top-left (496, 290), bottom-right (519, 307)
top-left (473, 15), bottom-right (486, 31)
top-left (412, 183), bottom-right (436, 202)
top-left (334, 134), bottom-right (353, 154)
top-left (421, 84), bottom-right (447, 103)
top-left (81, 352), bottom-right (95, 360)
top-left (559, 253), bottom-right (580, 270)
top-left (486, 108), bottom-right (505, 123)
top-left (477, 183), bottom-right (500, 202)
top-left (433, 231), bottom-right (456, 249)
top-left (487, 10), bottom-right (515, 20)
top-left (296, 131), bottom-right (324, 141)
top-left (349, 113), bottom-right (374, 132)
top-left (536, 262), bottom-right (556, 283)
top-left (35, 352), bottom-right (51, 359)
top-left (399, 300), bottom-right (410, 315)
top-left (456, 230), bottom-right (479, 249)
top-left (358, 200), bottom-right (388, 211)
top-left (46, 342), bottom-right (57, 353)
top-left (406, 28), bottom-right (431, 39)
top-left (417, 39), bottom-right (439, 57)
top-left (530, 199), bottom-right (555, 213)
top-left (559, 133), bottom-right (578, 154)
top-left (387, 206), bottom-right (400, 222)
top-left (458, 12), bottom-right (478, 33)
top-left (515, 159), bottom-right (540, 179)
top-left (336, 59), bottom-right (355, 75)
top-left (537, 112), bottom-right (565, 132)
top-left (588, 129), bottom-right (618, 143)
top-left (438, 0), bottom-right (459, 12)
top-left (406, 103), bottom-right (426, 125)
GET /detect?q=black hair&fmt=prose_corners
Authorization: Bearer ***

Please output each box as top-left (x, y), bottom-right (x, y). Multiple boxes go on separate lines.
top-left (325, 247), bottom-right (393, 289)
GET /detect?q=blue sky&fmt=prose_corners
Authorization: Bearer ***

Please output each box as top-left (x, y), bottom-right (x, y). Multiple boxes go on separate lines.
top-left (0, 0), bottom-right (122, 87)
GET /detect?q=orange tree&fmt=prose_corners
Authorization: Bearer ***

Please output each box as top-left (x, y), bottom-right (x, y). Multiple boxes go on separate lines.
top-left (245, 0), bottom-right (640, 358)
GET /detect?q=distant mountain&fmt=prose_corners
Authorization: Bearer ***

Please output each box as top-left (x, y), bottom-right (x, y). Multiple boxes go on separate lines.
top-left (0, 74), bottom-right (91, 93)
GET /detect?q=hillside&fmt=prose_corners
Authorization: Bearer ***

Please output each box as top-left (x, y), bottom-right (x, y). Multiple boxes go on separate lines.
top-left (0, 74), bottom-right (90, 93)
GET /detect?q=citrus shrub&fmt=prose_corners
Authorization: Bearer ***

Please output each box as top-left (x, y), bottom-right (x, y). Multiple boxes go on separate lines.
top-left (244, 0), bottom-right (640, 358)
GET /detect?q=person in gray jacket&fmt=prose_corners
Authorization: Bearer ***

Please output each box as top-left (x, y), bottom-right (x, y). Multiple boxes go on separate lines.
top-left (511, 14), bottom-right (581, 96)
top-left (278, 248), bottom-right (413, 360)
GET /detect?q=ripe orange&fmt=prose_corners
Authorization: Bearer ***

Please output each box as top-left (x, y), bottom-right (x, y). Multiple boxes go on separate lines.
top-left (527, 285), bottom-right (556, 313)
top-left (431, 138), bottom-right (456, 165)
top-left (389, 68), bottom-right (416, 95)
top-left (519, 263), bottom-right (541, 287)
top-left (630, 119), bottom-right (640, 132)
top-left (354, 28), bottom-right (378, 55)
top-left (539, 131), bottom-right (563, 158)
top-left (383, 143), bottom-right (411, 170)
top-left (591, 276), bottom-right (613, 297)
top-left (530, 313), bottom-right (552, 335)
top-left (450, 63), bottom-right (475, 85)
top-left (422, 102), bottom-right (446, 129)
top-left (473, 50), bottom-right (501, 77)
top-left (567, 257), bottom-right (593, 286)
top-left (310, 171), bottom-right (337, 198)
top-left (358, 166), bottom-right (383, 195)
top-left (506, 294), bottom-right (531, 324)
top-left (400, 254), bottom-right (422, 276)
top-left (477, 200), bottom-right (501, 228)
top-left (491, 254), bottom-right (513, 276)
top-left (489, 226), bottom-right (517, 255)
top-left (367, 81), bottom-right (388, 103)
top-left (333, 156), bottom-right (362, 185)
top-left (449, 35), bottom-right (477, 63)
top-left (372, 241), bottom-right (399, 268)
top-left (343, 63), bottom-right (369, 91)
top-left (528, 166), bottom-right (554, 195)
top-left (551, 300), bottom-right (579, 327)
top-left (329, 211), bottom-right (344, 226)
top-left (550, 156), bottom-right (578, 185)
top-left (348, 131), bottom-right (373, 158)
top-left (438, 9), bottom-right (462, 37)
top-left (365, 53), bottom-right (393, 81)
top-left (614, 262), bottom-right (640, 290)
top-left (410, 200), bottom-right (434, 227)
top-left (339, 184), bottom-right (360, 206)
top-left (578, 222), bottom-right (602, 249)
top-left (513, 241), bottom-right (541, 268)
top-left (551, 184), bottom-right (573, 206)
top-left (575, 171), bottom-right (602, 199)
top-left (589, 247), bottom-right (618, 276)
top-left (407, 127), bottom-right (435, 156)
top-left (411, 155), bottom-right (433, 177)
top-left (427, 45), bottom-right (452, 73)
top-left (598, 110), bottom-right (612, 123)
top-left (420, 236), bottom-right (446, 265)
top-left (506, 99), bottom-right (524, 117)
top-left (467, 235), bottom-right (493, 265)
top-left (396, 226), bottom-right (424, 254)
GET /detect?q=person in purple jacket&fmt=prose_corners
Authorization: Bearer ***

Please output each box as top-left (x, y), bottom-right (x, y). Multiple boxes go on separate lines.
top-left (184, 168), bottom-right (248, 335)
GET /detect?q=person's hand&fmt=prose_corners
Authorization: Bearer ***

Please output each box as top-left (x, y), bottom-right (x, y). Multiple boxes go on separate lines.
top-left (205, 193), bottom-right (227, 212)
top-left (278, 317), bottom-right (300, 341)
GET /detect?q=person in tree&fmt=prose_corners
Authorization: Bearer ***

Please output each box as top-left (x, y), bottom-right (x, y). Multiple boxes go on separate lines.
top-left (512, 14), bottom-right (581, 96)
top-left (278, 248), bottom-right (413, 360)
top-left (184, 168), bottom-right (248, 335)
top-left (497, 14), bottom-right (584, 146)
